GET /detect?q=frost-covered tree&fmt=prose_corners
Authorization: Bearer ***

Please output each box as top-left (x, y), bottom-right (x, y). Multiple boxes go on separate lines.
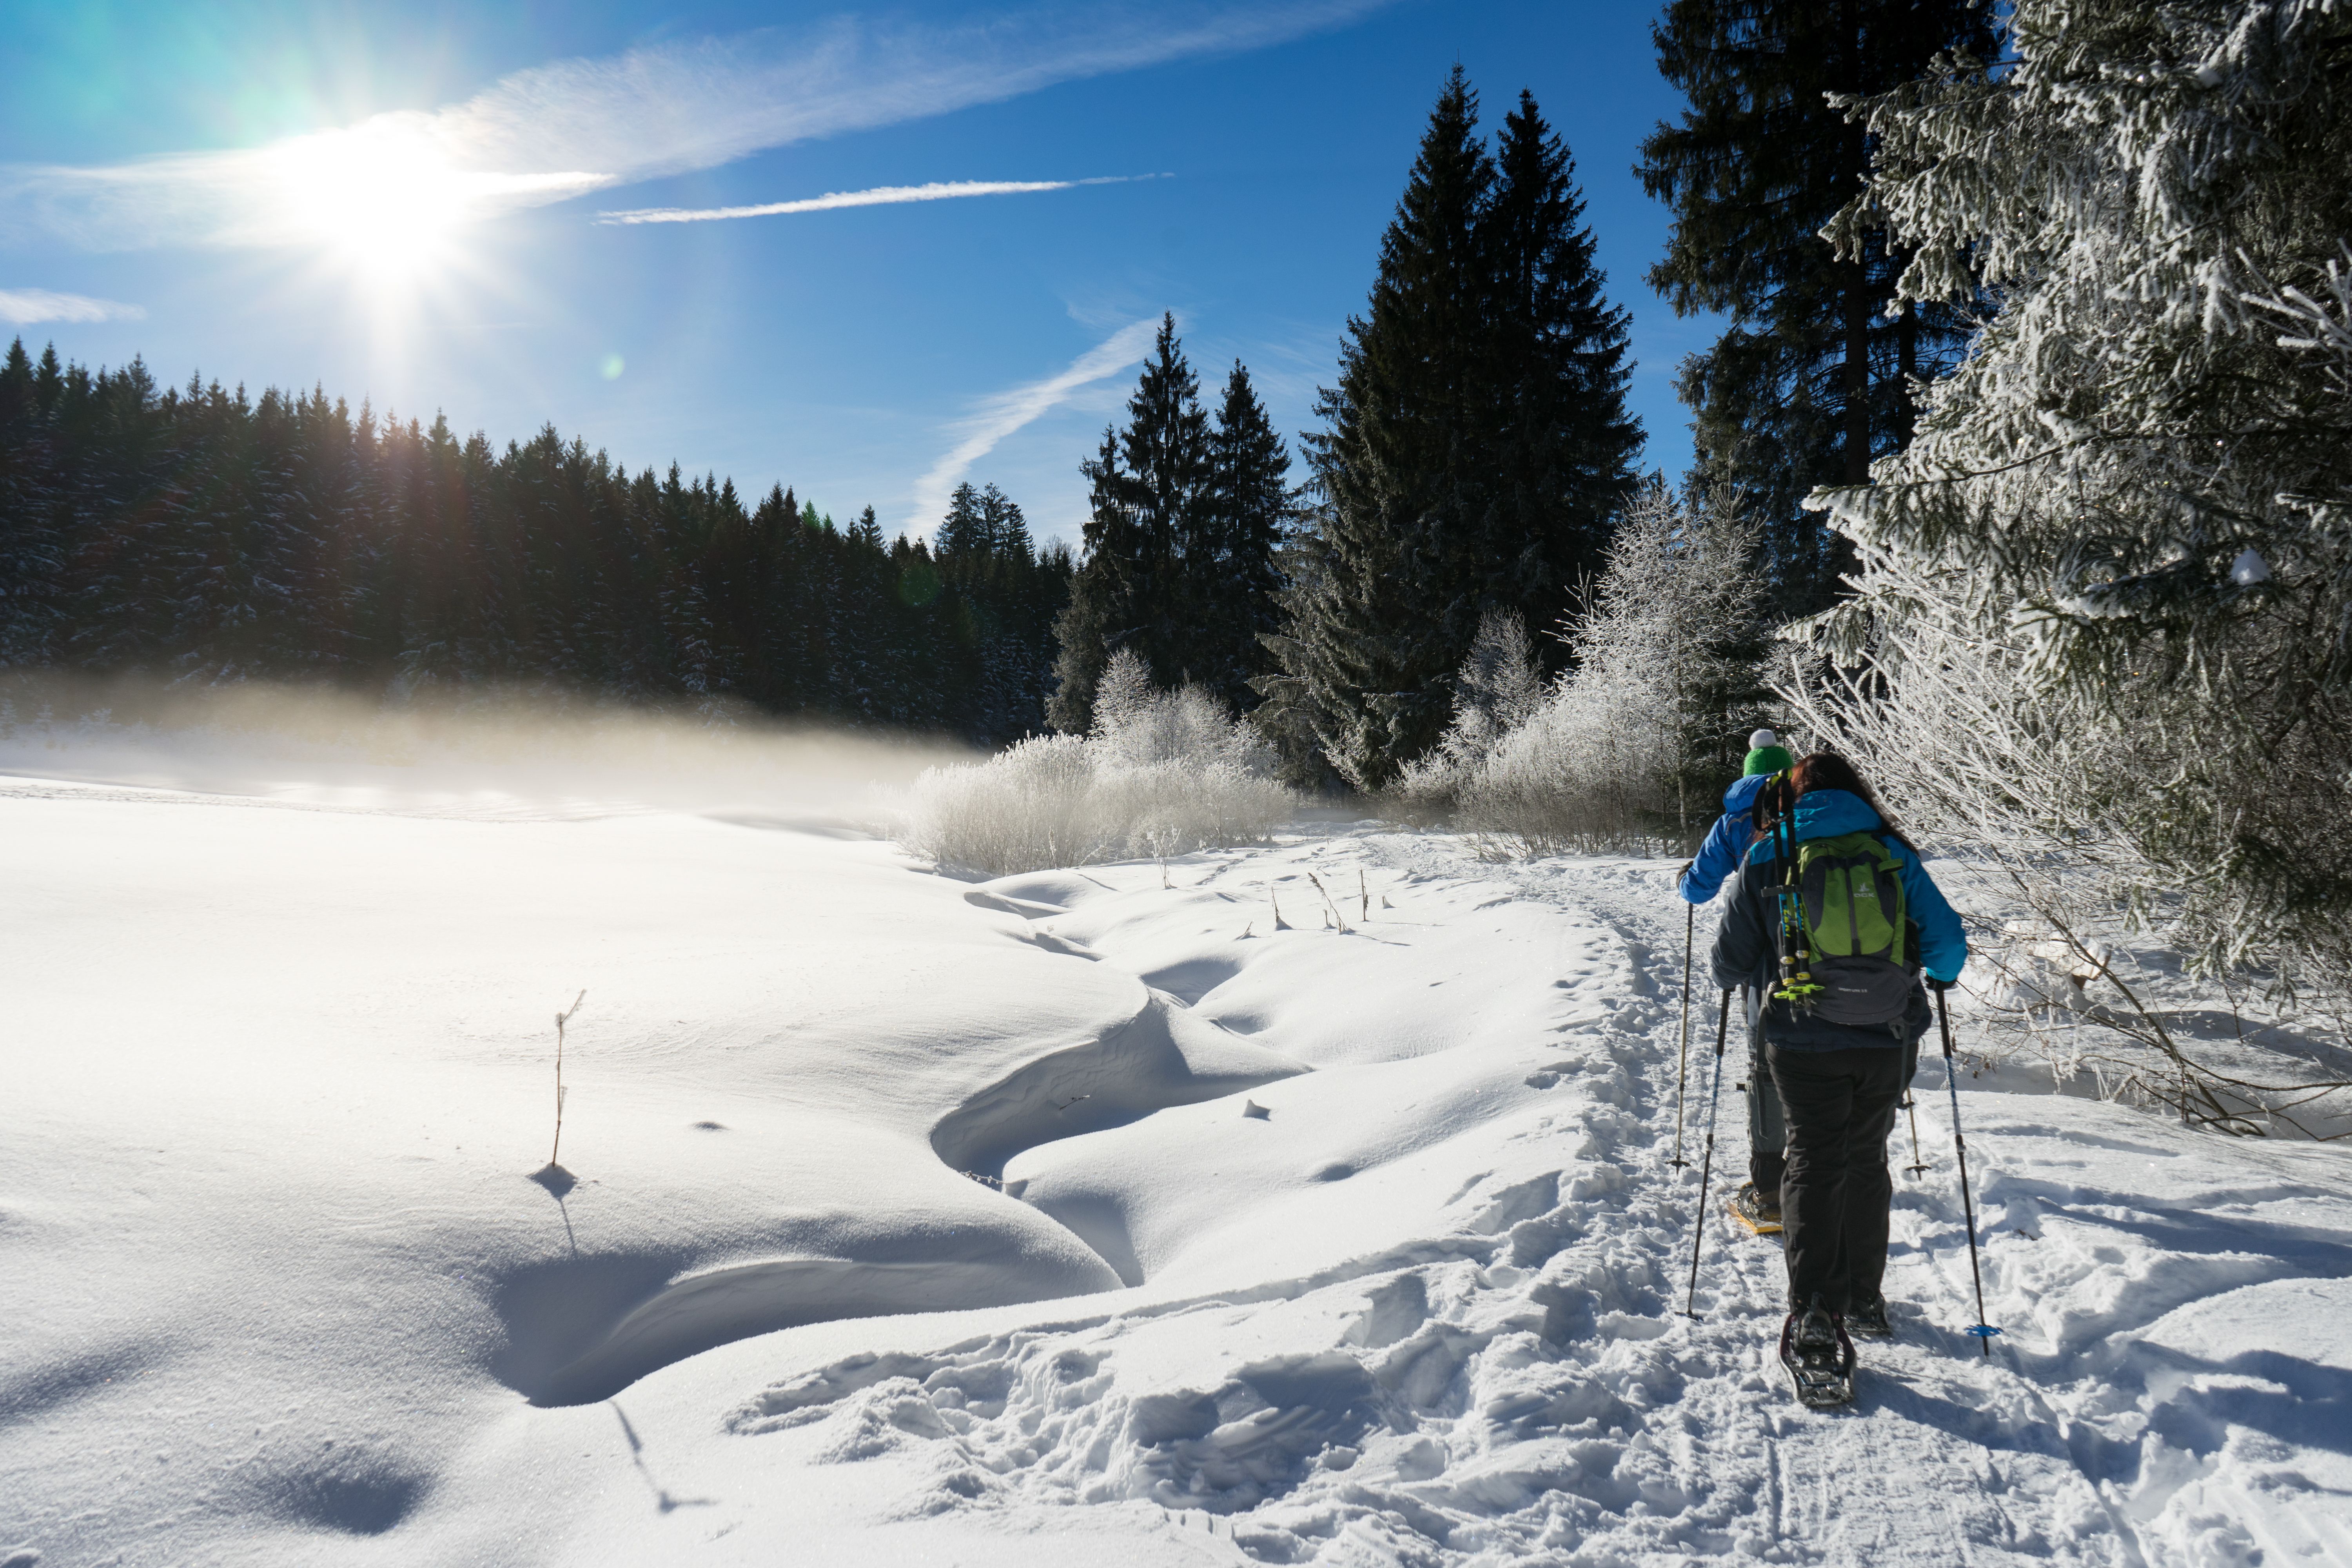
top-left (1801, 0), bottom-right (2352, 985)
top-left (1638, 0), bottom-right (1994, 614)
top-left (1408, 482), bottom-right (1771, 850)
top-left (1392, 607), bottom-right (1544, 807)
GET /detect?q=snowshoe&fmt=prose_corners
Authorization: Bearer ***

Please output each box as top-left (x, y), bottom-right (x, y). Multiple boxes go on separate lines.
top-left (1726, 1181), bottom-right (1783, 1236)
top-left (1846, 1295), bottom-right (1893, 1341)
top-left (1779, 1307), bottom-right (1857, 1409)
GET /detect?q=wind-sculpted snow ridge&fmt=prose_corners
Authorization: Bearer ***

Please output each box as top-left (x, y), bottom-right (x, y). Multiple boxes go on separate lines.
top-left (499, 982), bottom-right (1307, 1405)
top-left (711, 838), bottom-right (2352, 1567)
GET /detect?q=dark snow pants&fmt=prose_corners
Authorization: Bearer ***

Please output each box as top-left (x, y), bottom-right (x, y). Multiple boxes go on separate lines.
top-left (1743, 987), bottom-right (1786, 1191)
top-left (1767, 1042), bottom-right (1906, 1315)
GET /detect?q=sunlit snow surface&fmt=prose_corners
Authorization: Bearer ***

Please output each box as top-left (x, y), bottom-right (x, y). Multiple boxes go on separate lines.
top-left (4, 755), bottom-right (2350, 1566)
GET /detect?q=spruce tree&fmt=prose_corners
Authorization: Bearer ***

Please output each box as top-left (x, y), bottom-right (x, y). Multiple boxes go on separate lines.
top-left (1281, 67), bottom-right (1495, 787)
top-left (1265, 69), bottom-right (1641, 788)
top-left (1193, 362), bottom-right (1295, 716)
top-left (977, 483), bottom-right (1030, 561)
top-left (935, 482), bottom-right (989, 557)
top-left (1047, 314), bottom-right (1210, 731)
top-left (1485, 91), bottom-right (1642, 637)
top-left (1636, 0), bottom-right (1994, 614)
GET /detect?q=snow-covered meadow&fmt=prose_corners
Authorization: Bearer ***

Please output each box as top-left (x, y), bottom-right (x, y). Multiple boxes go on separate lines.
top-left (4, 724), bottom-right (2350, 1567)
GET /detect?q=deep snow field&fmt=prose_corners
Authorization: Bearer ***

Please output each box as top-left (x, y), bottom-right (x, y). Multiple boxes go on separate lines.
top-left (5, 732), bottom-right (2352, 1568)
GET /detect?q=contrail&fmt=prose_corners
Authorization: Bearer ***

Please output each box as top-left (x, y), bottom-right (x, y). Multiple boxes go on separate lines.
top-left (598, 174), bottom-right (1154, 226)
top-left (4, 0), bottom-right (1391, 252)
top-left (909, 316), bottom-right (1161, 531)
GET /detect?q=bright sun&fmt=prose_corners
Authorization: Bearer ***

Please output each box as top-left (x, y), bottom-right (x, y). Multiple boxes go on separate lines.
top-left (269, 128), bottom-right (475, 283)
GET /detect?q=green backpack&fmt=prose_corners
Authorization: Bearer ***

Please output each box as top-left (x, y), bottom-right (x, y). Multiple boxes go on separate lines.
top-left (1773, 829), bottom-right (1916, 1026)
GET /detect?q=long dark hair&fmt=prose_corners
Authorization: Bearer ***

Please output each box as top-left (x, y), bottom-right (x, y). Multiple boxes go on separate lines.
top-left (1791, 751), bottom-right (1918, 854)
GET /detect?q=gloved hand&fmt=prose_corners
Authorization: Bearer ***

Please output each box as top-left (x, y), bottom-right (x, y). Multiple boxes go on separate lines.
top-left (1677, 859), bottom-right (1695, 880)
top-left (1926, 976), bottom-right (1953, 994)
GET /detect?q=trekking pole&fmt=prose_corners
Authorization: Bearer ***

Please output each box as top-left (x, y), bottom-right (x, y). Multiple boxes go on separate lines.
top-left (1902, 1094), bottom-right (1929, 1178)
top-left (1670, 899), bottom-right (1694, 1168)
top-left (1935, 983), bottom-right (2000, 1356)
top-left (1680, 989), bottom-right (1734, 1319)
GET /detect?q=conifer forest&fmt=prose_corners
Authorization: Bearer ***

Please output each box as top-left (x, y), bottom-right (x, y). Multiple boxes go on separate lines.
top-left (4, 0), bottom-right (2348, 994)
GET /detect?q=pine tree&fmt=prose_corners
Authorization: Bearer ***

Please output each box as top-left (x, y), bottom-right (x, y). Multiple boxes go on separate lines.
top-left (935, 482), bottom-right (989, 557)
top-left (1048, 314), bottom-right (1211, 731)
top-left (1194, 362), bottom-right (1296, 715)
top-left (0, 338), bottom-right (62, 666)
top-left (1798, 0), bottom-right (2352, 984)
top-left (0, 343), bottom-right (1074, 742)
top-left (977, 483), bottom-right (1030, 561)
top-left (1275, 67), bottom-right (1497, 788)
top-left (1637, 0), bottom-right (1995, 614)
top-left (1484, 91), bottom-right (1643, 636)
top-left (1266, 69), bottom-right (1640, 788)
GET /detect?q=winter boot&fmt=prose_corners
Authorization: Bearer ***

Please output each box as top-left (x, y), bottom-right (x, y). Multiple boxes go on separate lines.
top-left (1846, 1294), bottom-right (1893, 1340)
top-left (1726, 1181), bottom-right (1783, 1236)
top-left (1779, 1300), bottom-right (1856, 1409)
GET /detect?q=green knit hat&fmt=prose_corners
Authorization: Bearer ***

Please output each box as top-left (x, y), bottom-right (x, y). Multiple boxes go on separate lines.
top-left (1742, 728), bottom-right (1793, 776)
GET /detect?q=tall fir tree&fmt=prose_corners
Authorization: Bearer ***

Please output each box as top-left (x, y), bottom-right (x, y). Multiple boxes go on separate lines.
top-left (1636, 0), bottom-right (1995, 614)
top-left (1196, 362), bottom-right (1297, 716)
top-left (1263, 68), bottom-right (1642, 788)
top-left (1484, 90), bottom-right (1642, 635)
top-left (935, 482), bottom-right (989, 557)
top-left (1047, 314), bottom-right (1211, 731)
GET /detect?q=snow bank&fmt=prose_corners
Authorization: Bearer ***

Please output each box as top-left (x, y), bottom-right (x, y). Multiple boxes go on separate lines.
top-left (4, 735), bottom-right (2350, 1566)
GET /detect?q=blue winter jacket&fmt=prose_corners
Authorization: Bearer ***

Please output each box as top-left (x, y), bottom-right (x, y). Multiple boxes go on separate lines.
top-left (1707, 788), bottom-right (1968, 1051)
top-left (1679, 771), bottom-right (1773, 904)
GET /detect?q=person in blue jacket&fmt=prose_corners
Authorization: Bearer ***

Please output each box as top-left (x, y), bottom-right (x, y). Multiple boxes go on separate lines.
top-left (1708, 750), bottom-right (1967, 1344)
top-left (1681, 728), bottom-right (1794, 1234)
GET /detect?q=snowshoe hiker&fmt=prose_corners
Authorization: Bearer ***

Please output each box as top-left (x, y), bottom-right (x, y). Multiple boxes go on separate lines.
top-left (1708, 751), bottom-right (1966, 1398)
top-left (1681, 728), bottom-right (1795, 1237)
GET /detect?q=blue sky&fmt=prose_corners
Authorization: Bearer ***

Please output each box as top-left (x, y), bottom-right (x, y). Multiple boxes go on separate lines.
top-left (0, 0), bottom-right (1718, 547)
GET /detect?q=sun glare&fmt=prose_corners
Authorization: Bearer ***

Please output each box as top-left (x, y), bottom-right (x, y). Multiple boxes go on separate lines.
top-left (269, 129), bottom-right (474, 283)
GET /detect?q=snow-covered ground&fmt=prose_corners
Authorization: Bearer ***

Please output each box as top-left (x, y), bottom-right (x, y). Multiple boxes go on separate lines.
top-left (5, 736), bottom-right (2350, 1567)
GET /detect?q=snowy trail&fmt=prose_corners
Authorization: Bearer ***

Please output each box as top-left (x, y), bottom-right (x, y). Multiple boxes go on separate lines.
top-left (5, 783), bottom-right (2350, 1566)
top-left (699, 833), bottom-right (2352, 1565)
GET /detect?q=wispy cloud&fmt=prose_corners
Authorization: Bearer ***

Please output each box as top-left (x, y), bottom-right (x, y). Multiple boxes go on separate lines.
top-left (598, 174), bottom-right (1156, 226)
top-left (911, 316), bottom-right (1160, 532)
top-left (4, 1), bottom-right (1390, 252)
top-left (0, 288), bottom-right (145, 324)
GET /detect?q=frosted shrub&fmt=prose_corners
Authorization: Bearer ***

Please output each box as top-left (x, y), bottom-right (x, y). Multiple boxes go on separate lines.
top-left (1414, 484), bottom-right (1770, 855)
top-left (899, 650), bottom-right (1292, 875)
top-left (1393, 609), bottom-right (1544, 811)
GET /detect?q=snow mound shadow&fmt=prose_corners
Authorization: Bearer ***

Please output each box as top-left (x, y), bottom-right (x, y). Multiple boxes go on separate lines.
top-left (492, 1249), bottom-right (1116, 1408)
top-left (932, 992), bottom-right (1306, 1181)
top-left (244, 1446), bottom-right (427, 1536)
top-left (489, 958), bottom-right (1303, 1406)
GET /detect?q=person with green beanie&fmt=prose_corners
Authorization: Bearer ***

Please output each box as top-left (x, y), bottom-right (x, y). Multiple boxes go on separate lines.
top-left (1679, 727), bottom-right (1794, 1234)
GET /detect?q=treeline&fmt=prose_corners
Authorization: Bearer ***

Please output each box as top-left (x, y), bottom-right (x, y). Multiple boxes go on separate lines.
top-left (0, 342), bottom-right (1068, 742)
